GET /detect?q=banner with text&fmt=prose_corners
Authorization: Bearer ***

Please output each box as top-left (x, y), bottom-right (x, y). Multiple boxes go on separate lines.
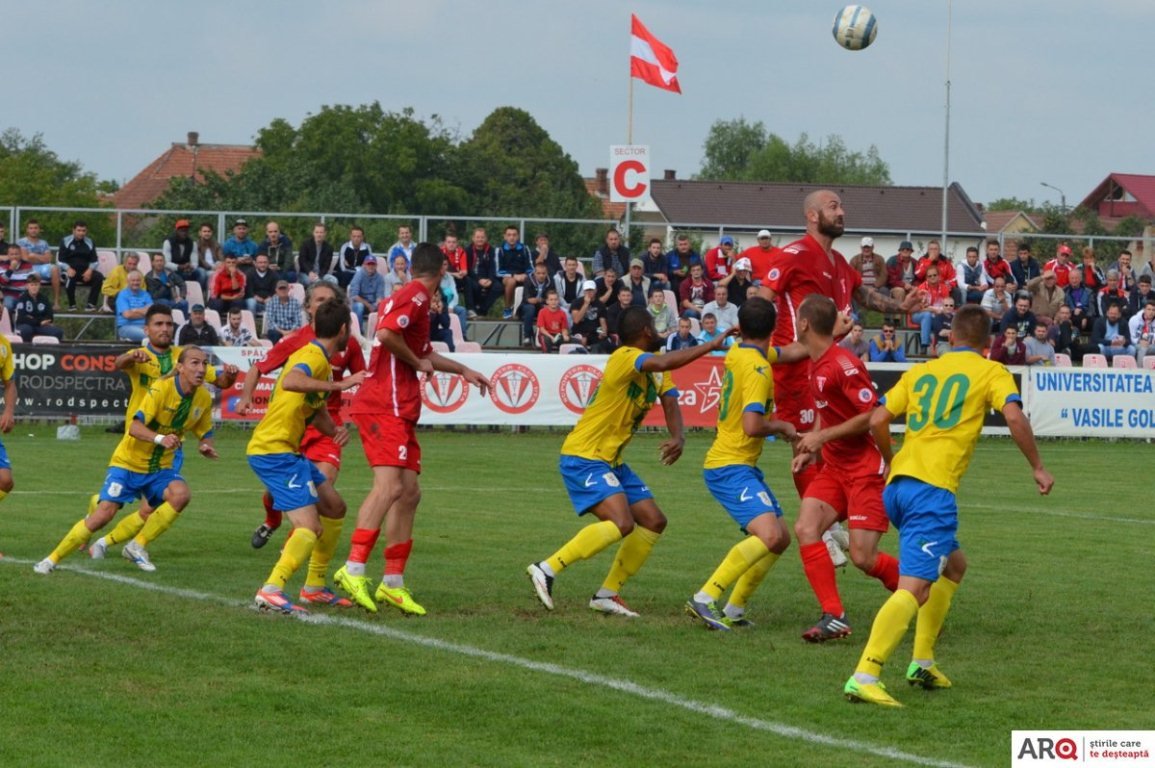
top-left (1025, 367), bottom-right (1155, 438)
top-left (9, 345), bottom-right (131, 416)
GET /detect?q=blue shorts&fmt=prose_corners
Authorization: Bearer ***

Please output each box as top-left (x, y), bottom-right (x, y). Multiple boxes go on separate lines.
top-left (99, 466), bottom-right (183, 508)
top-left (559, 455), bottom-right (652, 516)
top-left (704, 465), bottom-right (782, 531)
top-left (884, 476), bottom-right (959, 582)
top-left (0, 437), bottom-right (9, 470)
top-left (173, 446), bottom-right (184, 473)
top-left (248, 453), bottom-right (326, 512)
top-left (34, 264), bottom-right (56, 281)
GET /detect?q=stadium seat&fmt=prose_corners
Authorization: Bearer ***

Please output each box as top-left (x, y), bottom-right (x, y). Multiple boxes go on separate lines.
top-left (1144, 356), bottom-right (1155, 370)
top-left (240, 310), bottom-right (259, 339)
top-left (97, 250), bottom-right (119, 278)
top-left (257, 339), bottom-right (273, 349)
top-left (558, 343), bottom-right (585, 354)
top-left (1053, 353), bottom-right (1072, 367)
top-left (365, 312), bottom-right (377, 337)
top-left (134, 251), bottom-right (151, 264)
top-left (289, 283), bottom-right (305, 305)
top-left (184, 281), bottom-right (205, 308)
top-left (689, 318), bottom-right (701, 335)
top-left (0, 307), bottom-right (12, 335)
top-left (1112, 354), bottom-right (1138, 369)
top-left (171, 308), bottom-right (186, 328)
top-left (448, 313), bottom-right (468, 347)
top-left (31, 335), bottom-right (59, 344)
top-left (430, 340), bottom-right (451, 353)
top-left (347, 311), bottom-right (361, 340)
top-left (663, 290), bottom-right (678, 312)
top-left (1082, 353), bottom-right (1107, 368)
top-left (204, 309), bottom-right (223, 333)
top-left (3, 333), bottom-right (22, 345)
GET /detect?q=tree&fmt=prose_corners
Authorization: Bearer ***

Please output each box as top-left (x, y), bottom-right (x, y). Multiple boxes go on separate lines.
top-left (697, 119), bottom-right (892, 185)
top-left (985, 197), bottom-right (1038, 212)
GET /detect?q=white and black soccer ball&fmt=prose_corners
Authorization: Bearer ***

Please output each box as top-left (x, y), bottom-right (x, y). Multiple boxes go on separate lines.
top-left (832, 5), bottom-right (878, 51)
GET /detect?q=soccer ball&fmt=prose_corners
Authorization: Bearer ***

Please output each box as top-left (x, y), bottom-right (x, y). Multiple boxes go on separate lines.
top-left (832, 5), bottom-right (878, 51)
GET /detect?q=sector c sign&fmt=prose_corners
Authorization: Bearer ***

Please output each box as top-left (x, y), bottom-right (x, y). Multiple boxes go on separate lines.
top-left (610, 145), bottom-right (651, 203)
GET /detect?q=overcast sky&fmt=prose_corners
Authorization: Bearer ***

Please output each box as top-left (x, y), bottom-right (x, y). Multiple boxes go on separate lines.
top-left (9, 1), bottom-right (1149, 211)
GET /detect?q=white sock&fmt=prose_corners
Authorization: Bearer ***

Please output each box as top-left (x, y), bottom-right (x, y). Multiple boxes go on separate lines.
top-left (854, 672), bottom-right (880, 685)
top-left (539, 561), bottom-right (556, 578)
top-left (694, 590), bottom-right (714, 604)
top-left (594, 588), bottom-right (616, 599)
top-left (723, 604), bottom-right (745, 619)
top-left (344, 561), bottom-right (366, 577)
top-left (913, 658), bottom-right (933, 669)
top-left (383, 574), bottom-right (404, 588)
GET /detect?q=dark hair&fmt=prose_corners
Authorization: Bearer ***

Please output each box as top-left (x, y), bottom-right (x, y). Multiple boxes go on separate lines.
top-left (618, 306), bottom-right (653, 344)
top-left (986, 238), bottom-right (1000, 248)
top-left (1120, 249), bottom-right (1132, 258)
top-left (649, 285), bottom-right (665, 297)
top-left (6, 243), bottom-right (20, 254)
top-left (146, 304), bottom-right (173, 322)
top-left (349, 225), bottom-right (364, 235)
top-left (411, 242), bottom-right (445, 278)
top-left (738, 296), bottom-right (777, 340)
top-left (74, 220), bottom-right (88, 229)
top-left (504, 224), bottom-right (519, 234)
top-left (702, 312), bottom-right (717, 322)
top-left (966, 246), bottom-right (979, 255)
top-left (544, 288), bottom-right (558, 299)
top-left (649, 238), bottom-right (663, 247)
top-left (952, 305), bottom-right (989, 348)
top-left (313, 297), bottom-right (349, 338)
top-left (797, 293), bottom-right (837, 336)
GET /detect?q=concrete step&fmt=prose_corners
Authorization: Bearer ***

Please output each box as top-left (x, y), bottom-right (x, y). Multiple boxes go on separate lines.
top-left (468, 319), bottom-right (525, 349)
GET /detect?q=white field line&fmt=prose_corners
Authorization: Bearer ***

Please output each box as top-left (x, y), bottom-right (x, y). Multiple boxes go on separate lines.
top-left (965, 502), bottom-right (1155, 526)
top-left (4, 557), bottom-right (973, 768)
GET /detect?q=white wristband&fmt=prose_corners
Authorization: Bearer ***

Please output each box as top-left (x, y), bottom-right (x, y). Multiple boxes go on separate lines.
top-left (153, 434), bottom-right (165, 446)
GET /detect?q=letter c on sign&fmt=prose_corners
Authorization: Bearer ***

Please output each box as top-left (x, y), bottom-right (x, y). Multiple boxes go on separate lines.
top-left (613, 160), bottom-right (647, 199)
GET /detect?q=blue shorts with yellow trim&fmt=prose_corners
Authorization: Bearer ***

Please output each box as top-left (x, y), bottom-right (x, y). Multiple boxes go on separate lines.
top-left (99, 466), bottom-right (183, 508)
top-left (0, 436), bottom-right (9, 470)
top-left (248, 453), bottom-right (326, 512)
top-left (559, 455), bottom-right (652, 516)
top-left (884, 475), bottom-right (959, 582)
top-left (704, 464), bottom-right (782, 531)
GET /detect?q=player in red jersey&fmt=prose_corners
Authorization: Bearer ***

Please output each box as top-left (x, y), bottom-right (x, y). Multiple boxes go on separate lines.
top-left (334, 243), bottom-right (491, 616)
top-left (789, 294), bottom-right (900, 642)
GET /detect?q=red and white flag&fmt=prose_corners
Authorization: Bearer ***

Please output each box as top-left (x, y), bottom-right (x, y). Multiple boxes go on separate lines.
top-left (630, 14), bottom-right (681, 94)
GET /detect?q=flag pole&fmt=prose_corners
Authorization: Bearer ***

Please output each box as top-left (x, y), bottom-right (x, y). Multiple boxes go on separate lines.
top-left (625, 63), bottom-right (634, 247)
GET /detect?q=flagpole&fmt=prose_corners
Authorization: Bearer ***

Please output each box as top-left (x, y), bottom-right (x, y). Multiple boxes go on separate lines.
top-left (625, 66), bottom-right (634, 247)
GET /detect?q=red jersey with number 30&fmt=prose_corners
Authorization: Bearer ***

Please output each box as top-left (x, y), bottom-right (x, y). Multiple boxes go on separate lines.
top-left (810, 343), bottom-right (884, 477)
top-left (351, 280), bottom-right (431, 421)
top-left (255, 325), bottom-right (365, 418)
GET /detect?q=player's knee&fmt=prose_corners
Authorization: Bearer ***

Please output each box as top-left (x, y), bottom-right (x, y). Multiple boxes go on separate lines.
top-left (765, 526), bottom-right (790, 555)
top-left (793, 516), bottom-right (820, 543)
top-left (404, 485), bottom-right (421, 509)
top-left (612, 517), bottom-right (636, 537)
top-left (89, 505), bottom-right (117, 528)
top-left (166, 486), bottom-right (191, 511)
top-left (849, 544), bottom-right (876, 572)
top-left (0, 474), bottom-right (14, 493)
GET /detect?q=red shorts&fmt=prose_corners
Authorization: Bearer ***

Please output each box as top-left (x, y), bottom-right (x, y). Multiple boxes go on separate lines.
top-left (351, 413), bottom-right (421, 473)
top-left (300, 427), bottom-right (342, 469)
top-left (803, 467), bottom-right (888, 533)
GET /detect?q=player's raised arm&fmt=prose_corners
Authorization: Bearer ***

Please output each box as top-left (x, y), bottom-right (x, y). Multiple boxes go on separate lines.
top-left (640, 326), bottom-right (736, 373)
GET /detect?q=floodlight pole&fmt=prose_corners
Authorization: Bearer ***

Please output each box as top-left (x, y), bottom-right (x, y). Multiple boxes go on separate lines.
top-left (1040, 181), bottom-right (1067, 214)
top-left (941, 0), bottom-right (953, 252)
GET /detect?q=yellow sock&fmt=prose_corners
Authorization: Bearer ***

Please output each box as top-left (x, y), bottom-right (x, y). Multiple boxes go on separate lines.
top-left (105, 510), bottom-right (147, 546)
top-left (913, 577), bottom-right (959, 661)
top-left (48, 519), bottom-right (94, 564)
top-left (855, 589), bottom-right (920, 678)
top-left (0, 489), bottom-right (8, 505)
top-left (545, 519), bottom-right (622, 575)
top-left (600, 525), bottom-right (661, 594)
top-left (727, 550), bottom-right (780, 608)
top-left (305, 516), bottom-right (344, 589)
top-left (701, 535), bottom-right (770, 601)
top-left (134, 503), bottom-right (179, 547)
top-left (266, 528), bottom-right (318, 589)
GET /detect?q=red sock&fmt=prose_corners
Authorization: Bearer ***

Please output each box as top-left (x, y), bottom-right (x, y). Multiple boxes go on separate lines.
top-left (868, 552), bottom-right (900, 592)
top-left (800, 541), bottom-right (844, 616)
top-left (384, 539), bottom-right (413, 576)
top-left (348, 528), bottom-right (381, 565)
top-left (262, 492), bottom-right (282, 530)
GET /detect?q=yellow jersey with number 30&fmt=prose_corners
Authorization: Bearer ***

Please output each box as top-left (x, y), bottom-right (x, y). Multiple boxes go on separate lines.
top-left (705, 343), bottom-right (779, 469)
top-left (0, 335), bottom-right (13, 383)
top-left (561, 346), bottom-right (677, 466)
top-left (110, 377), bottom-right (213, 473)
top-left (123, 343), bottom-right (220, 423)
top-left (884, 349), bottom-right (1020, 493)
top-left (247, 341), bottom-right (332, 456)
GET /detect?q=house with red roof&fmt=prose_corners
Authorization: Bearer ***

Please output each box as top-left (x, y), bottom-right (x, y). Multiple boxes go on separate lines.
top-left (112, 132), bottom-right (258, 209)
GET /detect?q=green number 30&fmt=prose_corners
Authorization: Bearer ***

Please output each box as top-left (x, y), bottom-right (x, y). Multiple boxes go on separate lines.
top-left (907, 373), bottom-right (969, 431)
top-left (717, 371), bottom-right (735, 421)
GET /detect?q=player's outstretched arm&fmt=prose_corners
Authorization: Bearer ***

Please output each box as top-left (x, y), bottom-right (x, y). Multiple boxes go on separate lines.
top-left (743, 411), bottom-right (796, 442)
top-left (641, 327), bottom-right (738, 373)
top-left (114, 348), bottom-right (150, 370)
top-left (869, 405), bottom-right (896, 466)
top-left (280, 368), bottom-right (355, 394)
top-left (427, 351), bottom-right (491, 397)
top-left (197, 437), bottom-right (218, 460)
top-left (854, 284), bottom-right (925, 315)
top-left (656, 392), bottom-right (685, 465)
top-left (1002, 401), bottom-right (1054, 495)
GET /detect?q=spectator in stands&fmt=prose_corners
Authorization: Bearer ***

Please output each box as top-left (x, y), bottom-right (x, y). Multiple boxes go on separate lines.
top-left (641, 238), bottom-right (670, 291)
top-left (720, 257), bottom-right (755, 308)
top-left (428, 290), bottom-right (453, 351)
top-left (701, 283), bottom-right (738, 332)
top-left (0, 223), bottom-right (8, 256)
top-left (981, 276), bottom-right (1013, 326)
top-left (497, 225), bottom-right (533, 320)
top-left (258, 221), bottom-right (295, 282)
top-left (839, 322), bottom-right (870, 363)
top-left (17, 219), bottom-right (61, 308)
top-left (335, 225), bottom-right (372, 287)
top-left (738, 229), bottom-right (776, 283)
top-left (348, 254), bottom-right (385, 325)
top-left (467, 227), bottom-right (499, 317)
top-left (220, 307), bottom-right (259, 347)
top-left (115, 271), bottom-right (151, 342)
top-left (145, 253), bottom-right (187, 313)
top-left (869, 323), bottom-right (907, 362)
top-left (982, 239), bottom-right (1015, 289)
top-left (1044, 243), bottom-right (1075, 288)
top-left (594, 265), bottom-right (620, 308)
top-left (264, 280), bottom-right (303, 345)
top-left (14, 273), bottom-right (62, 343)
top-left (1097, 270), bottom-right (1130, 319)
top-left (665, 317), bottom-right (699, 352)
top-left (1065, 267), bottom-right (1096, 335)
top-left (665, 233), bottom-right (701, 297)
top-left (930, 298), bottom-right (956, 357)
top-left (885, 240), bottom-right (918, 323)
top-left (1047, 306), bottom-right (1080, 362)
top-left (553, 255), bottom-right (583, 310)
top-left (0, 243), bottom-right (36, 312)
top-left (1138, 245), bottom-right (1155, 283)
top-left (535, 289), bottom-right (570, 353)
top-left (209, 254), bottom-right (247, 314)
top-left (645, 285), bottom-right (677, 341)
top-left (532, 233), bottom-right (562, 277)
top-left (1024, 323), bottom-right (1056, 366)
top-left (1128, 299), bottom-right (1155, 366)
top-left (679, 262), bottom-right (714, 319)
top-left (296, 222), bottom-right (334, 287)
top-left (243, 253), bottom-right (277, 318)
top-left (191, 223), bottom-right (218, 290)
top-left (1025, 269), bottom-right (1065, 326)
top-left (605, 286), bottom-right (634, 343)
top-left (58, 220), bottom-right (104, 311)
top-left (1091, 303), bottom-right (1135, 361)
top-left (98, 251), bottom-right (138, 313)
top-left (518, 263), bottom-right (552, 346)
top-left (162, 220), bottom-right (204, 289)
top-left (703, 236), bottom-right (736, 282)
top-left (956, 245), bottom-right (989, 305)
top-left (388, 225), bottom-right (416, 266)
top-left (1081, 246), bottom-right (1105, 291)
top-left (382, 253), bottom-right (411, 298)
top-left (697, 312), bottom-right (730, 356)
top-left (850, 236), bottom-right (888, 316)
top-left (1110, 250), bottom-right (1137, 291)
top-left (911, 266), bottom-right (952, 350)
top-left (915, 240), bottom-right (958, 299)
top-left (441, 232), bottom-right (473, 318)
top-left (570, 280), bottom-right (608, 351)
top-left (1010, 242), bottom-right (1041, 287)
top-left (438, 269), bottom-right (468, 336)
top-left (1128, 274), bottom-right (1155, 318)
top-left (990, 326), bottom-right (1027, 365)
top-left (592, 228), bottom-right (630, 278)
top-left (999, 292), bottom-right (1038, 339)
top-left (177, 304), bottom-right (219, 346)
top-left (222, 218), bottom-right (259, 267)
top-left (624, 258), bottom-right (651, 307)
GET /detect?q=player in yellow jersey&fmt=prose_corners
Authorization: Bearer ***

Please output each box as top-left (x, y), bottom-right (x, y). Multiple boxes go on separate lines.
top-left (685, 297), bottom-right (806, 630)
top-left (843, 305), bottom-right (1054, 707)
top-left (527, 305), bottom-right (736, 617)
top-left (34, 347), bottom-right (217, 574)
top-left (247, 299), bottom-right (365, 614)
top-left (0, 335), bottom-right (17, 546)
top-left (88, 304), bottom-right (237, 565)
